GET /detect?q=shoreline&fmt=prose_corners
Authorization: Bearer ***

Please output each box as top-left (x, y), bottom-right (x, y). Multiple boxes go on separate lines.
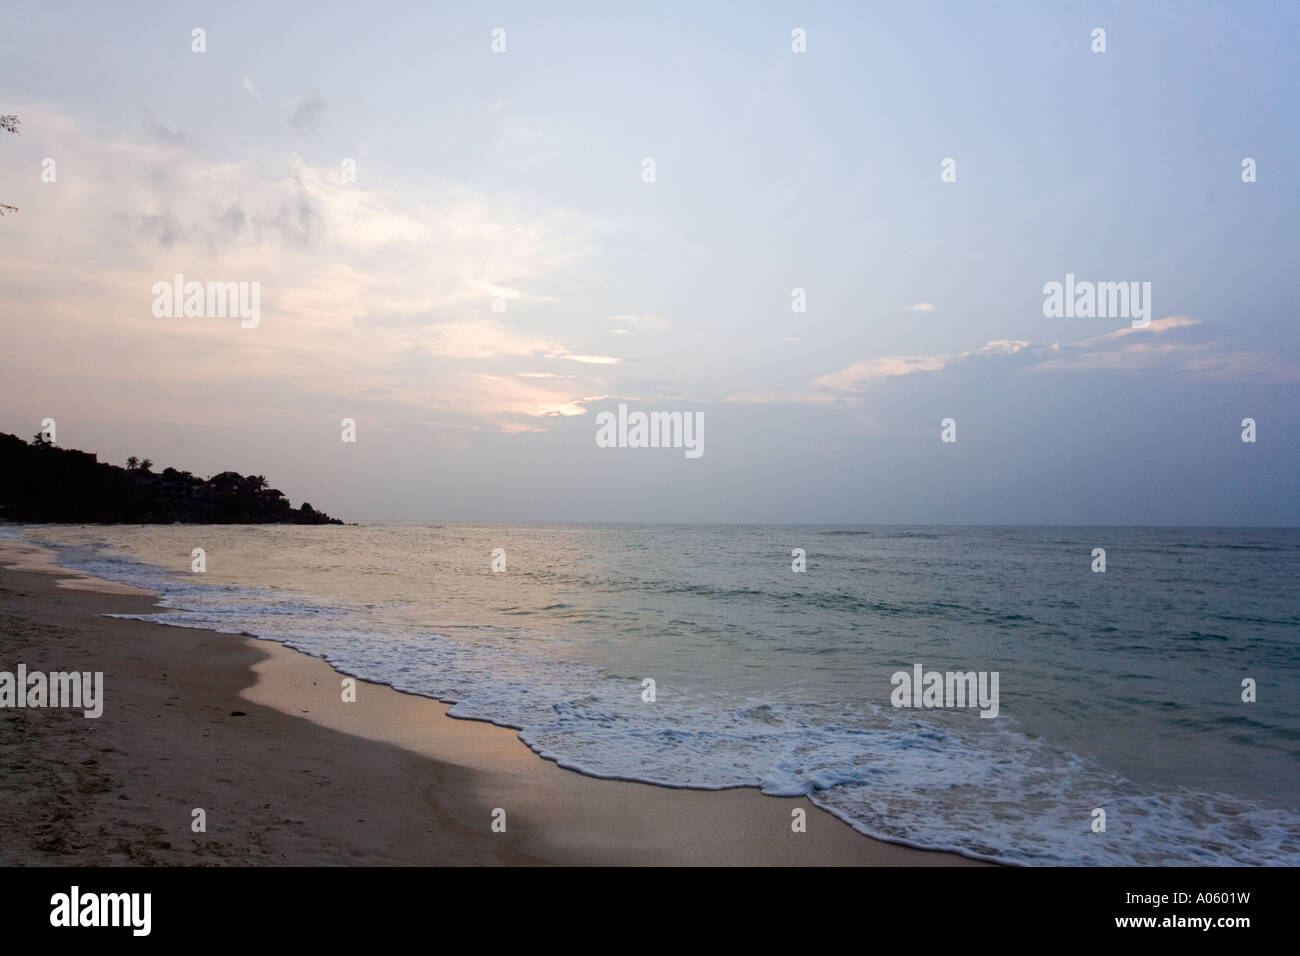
top-left (0, 537), bottom-right (985, 866)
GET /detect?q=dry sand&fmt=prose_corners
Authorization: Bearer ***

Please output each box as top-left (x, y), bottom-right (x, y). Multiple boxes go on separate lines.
top-left (0, 538), bottom-right (984, 866)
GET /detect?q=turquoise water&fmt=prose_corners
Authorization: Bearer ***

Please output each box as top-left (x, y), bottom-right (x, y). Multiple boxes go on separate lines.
top-left (10, 523), bottom-right (1299, 864)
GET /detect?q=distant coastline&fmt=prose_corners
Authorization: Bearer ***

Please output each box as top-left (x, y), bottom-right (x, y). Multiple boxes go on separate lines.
top-left (0, 432), bottom-right (342, 524)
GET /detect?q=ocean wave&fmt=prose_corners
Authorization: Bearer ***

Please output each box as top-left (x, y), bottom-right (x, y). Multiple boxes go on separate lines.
top-left (17, 529), bottom-right (1300, 867)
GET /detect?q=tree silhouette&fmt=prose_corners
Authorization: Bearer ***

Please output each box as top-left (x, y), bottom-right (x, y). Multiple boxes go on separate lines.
top-left (1, 115), bottom-right (18, 216)
top-left (2, 431), bottom-right (342, 524)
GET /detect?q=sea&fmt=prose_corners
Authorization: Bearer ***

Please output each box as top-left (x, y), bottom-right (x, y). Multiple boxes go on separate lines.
top-left (4, 522), bottom-right (1297, 865)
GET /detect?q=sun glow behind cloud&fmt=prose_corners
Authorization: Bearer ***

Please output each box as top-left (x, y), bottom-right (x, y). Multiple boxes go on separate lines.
top-left (0, 105), bottom-right (626, 430)
top-left (1, 0), bottom-right (1297, 524)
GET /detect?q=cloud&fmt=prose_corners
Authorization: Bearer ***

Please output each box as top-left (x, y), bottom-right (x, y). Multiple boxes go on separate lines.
top-left (562, 353), bottom-right (621, 365)
top-left (126, 210), bottom-right (190, 248)
top-left (723, 390), bottom-right (838, 405)
top-left (608, 313), bottom-right (670, 334)
top-left (471, 374), bottom-right (594, 423)
top-left (0, 105), bottom-right (611, 433)
top-left (1032, 317), bottom-right (1299, 382)
top-left (904, 301), bottom-right (937, 312)
top-left (421, 320), bottom-right (556, 360)
top-left (287, 93), bottom-right (325, 130)
top-left (777, 317), bottom-right (1300, 402)
top-left (142, 113), bottom-right (187, 146)
top-left (812, 340), bottom-right (1034, 393)
top-left (813, 354), bottom-right (951, 392)
top-left (242, 75), bottom-right (259, 100)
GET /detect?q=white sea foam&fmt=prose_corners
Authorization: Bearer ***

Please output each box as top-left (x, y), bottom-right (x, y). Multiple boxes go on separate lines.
top-left (23, 531), bottom-right (1300, 866)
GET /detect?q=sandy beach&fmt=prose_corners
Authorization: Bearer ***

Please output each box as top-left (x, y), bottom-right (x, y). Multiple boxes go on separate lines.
top-left (0, 538), bottom-right (981, 866)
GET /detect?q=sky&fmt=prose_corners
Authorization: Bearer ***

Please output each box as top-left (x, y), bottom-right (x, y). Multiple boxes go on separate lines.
top-left (1, 1), bottom-right (1297, 524)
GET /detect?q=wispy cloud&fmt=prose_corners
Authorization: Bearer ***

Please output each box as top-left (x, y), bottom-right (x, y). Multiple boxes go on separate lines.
top-left (287, 93), bottom-right (325, 130)
top-left (727, 317), bottom-right (1299, 406)
top-left (723, 390), bottom-right (838, 405)
top-left (142, 113), bottom-right (187, 146)
top-left (811, 319), bottom-right (1300, 398)
top-left (0, 105), bottom-right (614, 432)
top-left (904, 301), bottom-right (937, 312)
top-left (1031, 317), bottom-right (1298, 382)
top-left (562, 354), bottom-right (622, 365)
top-left (608, 313), bottom-right (670, 334)
top-left (813, 340), bottom-right (1029, 393)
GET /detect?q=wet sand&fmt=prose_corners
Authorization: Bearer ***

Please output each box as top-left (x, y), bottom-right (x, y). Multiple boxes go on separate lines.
top-left (0, 538), bottom-right (983, 866)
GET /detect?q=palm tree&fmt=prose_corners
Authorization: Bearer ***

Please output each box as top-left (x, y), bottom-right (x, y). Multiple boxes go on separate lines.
top-left (140, 458), bottom-right (153, 472)
top-left (126, 456), bottom-right (139, 470)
